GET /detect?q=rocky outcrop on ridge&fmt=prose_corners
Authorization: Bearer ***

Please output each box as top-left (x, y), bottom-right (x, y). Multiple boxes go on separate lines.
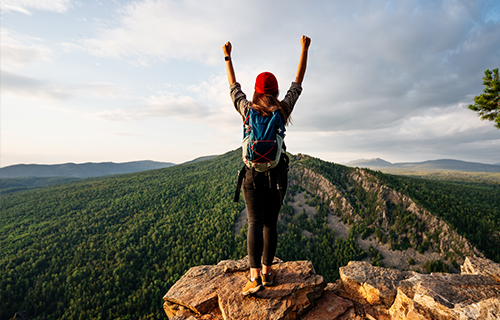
top-left (347, 168), bottom-right (483, 262)
top-left (163, 257), bottom-right (326, 320)
top-left (288, 163), bottom-right (484, 267)
top-left (461, 256), bottom-right (500, 283)
top-left (163, 256), bottom-right (500, 320)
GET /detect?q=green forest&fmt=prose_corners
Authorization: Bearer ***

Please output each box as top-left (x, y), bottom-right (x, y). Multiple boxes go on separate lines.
top-left (372, 171), bottom-right (500, 262)
top-left (297, 155), bottom-right (500, 263)
top-left (1, 149), bottom-right (499, 319)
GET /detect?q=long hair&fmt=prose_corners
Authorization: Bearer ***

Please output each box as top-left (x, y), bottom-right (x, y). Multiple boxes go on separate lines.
top-left (251, 91), bottom-right (292, 126)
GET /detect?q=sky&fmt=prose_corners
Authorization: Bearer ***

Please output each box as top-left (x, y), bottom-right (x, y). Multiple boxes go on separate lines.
top-left (1, 0), bottom-right (500, 167)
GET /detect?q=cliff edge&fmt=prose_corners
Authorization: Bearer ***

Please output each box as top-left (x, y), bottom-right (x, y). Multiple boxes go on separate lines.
top-left (163, 256), bottom-right (500, 320)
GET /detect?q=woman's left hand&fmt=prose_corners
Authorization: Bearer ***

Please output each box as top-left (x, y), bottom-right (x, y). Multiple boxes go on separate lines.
top-left (300, 35), bottom-right (311, 50)
top-left (223, 41), bottom-right (232, 57)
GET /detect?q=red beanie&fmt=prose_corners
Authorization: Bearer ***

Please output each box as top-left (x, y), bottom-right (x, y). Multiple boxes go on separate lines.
top-left (255, 72), bottom-right (279, 94)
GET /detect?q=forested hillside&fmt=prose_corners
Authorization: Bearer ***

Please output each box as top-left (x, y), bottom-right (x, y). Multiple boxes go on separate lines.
top-left (285, 155), bottom-right (498, 272)
top-left (1, 150), bottom-right (242, 319)
top-left (292, 154), bottom-right (499, 262)
top-left (373, 171), bottom-right (500, 262)
top-left (0, 177), bottom-right (82, 195)
top-left (1, 149), bottom-right (499, 320)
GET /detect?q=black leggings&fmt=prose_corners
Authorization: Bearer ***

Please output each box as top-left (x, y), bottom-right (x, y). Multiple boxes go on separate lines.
top-left (243, 161), bottom-right (287, 269)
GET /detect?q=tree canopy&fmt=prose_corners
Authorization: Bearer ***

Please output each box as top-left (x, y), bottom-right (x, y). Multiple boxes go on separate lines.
top-left (468, 68), bottom-right (500, 129)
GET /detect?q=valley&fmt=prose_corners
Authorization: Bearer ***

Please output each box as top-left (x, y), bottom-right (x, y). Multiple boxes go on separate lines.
top-left (1, 149), bottom-right (499, 320)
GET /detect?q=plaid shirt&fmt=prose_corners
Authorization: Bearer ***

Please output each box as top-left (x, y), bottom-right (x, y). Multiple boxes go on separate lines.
top-left (230, 82), bottom-right (303, 121)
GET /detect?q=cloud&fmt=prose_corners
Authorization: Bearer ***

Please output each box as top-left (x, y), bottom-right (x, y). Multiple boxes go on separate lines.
top-left (1, 0), bottom-right (74, 14)
top-left (1, 69), bottom-right (134, 102)
top-left (76, 82), bottom-right (136, 100)
top-left (0, 29), bottom-right (55, 69)
top-left (287, 0), bottom-right (500, 133)
top-left (74, 0), bottom-right (315, 66)
top-left (91, 91), bottom-right (213, 122)
top-left (1, 70), bottom-right (72, 101)
top-left (78, 0), bottom-right (240, 65)
top-left (76, 1), bottom-right (500, 127)
top-left (87, 74), bottom-right (246, 138)
top-left (289, 103), bottom-right (500, 163)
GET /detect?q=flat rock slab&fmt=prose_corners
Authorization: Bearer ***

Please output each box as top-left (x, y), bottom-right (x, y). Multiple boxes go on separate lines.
top-left (302, 290), bottom-right (353, 320)
top-left (164, 257), bottom-right (326, 320)
top-left (389, 273), bottom-right (500, 319)
top-left (461, 256), bottom-right (500, 283)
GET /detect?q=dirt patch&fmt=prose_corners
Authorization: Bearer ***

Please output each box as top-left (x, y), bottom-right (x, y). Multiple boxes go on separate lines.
top-left (287, 192), bottom-right (316, 218)
top-left (357, 235), bottom-right (444, 272)
top-left (234, 207), bottom-right (247, 236)
top-left (327, 214), bottom-right (349, 240)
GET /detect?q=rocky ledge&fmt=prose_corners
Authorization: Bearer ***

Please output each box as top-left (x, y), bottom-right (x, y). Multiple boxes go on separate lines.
top-left (163, 256), bottom-right (500, 320)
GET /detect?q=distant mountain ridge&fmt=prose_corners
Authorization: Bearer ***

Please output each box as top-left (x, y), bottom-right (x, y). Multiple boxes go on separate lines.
top-left (4, 157), bottom-right (496, 179)
top-left (0, 160), bottom-right (175, 178)
top-left (346, 158), bottom-right (500, 173)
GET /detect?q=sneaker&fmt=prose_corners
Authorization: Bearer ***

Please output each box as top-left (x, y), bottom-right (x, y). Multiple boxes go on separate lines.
top-left (241, 277), bottom-right (264, 296)
top-left (261, 269), bottom-right (275, 286)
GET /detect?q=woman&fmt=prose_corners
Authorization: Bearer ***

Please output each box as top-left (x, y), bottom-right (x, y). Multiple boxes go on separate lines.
top-left (223, 35), bottom-right (311, 295)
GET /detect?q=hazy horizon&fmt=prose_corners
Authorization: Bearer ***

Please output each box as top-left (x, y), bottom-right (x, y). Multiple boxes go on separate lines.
top-left (2, 152), bottom-right (499, 168)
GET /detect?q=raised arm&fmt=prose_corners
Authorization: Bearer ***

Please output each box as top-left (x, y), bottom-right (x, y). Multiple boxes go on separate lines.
top-left (223, 41), bottom-right (236, 85)
top-left (295, 35), bottom-right (311, 86)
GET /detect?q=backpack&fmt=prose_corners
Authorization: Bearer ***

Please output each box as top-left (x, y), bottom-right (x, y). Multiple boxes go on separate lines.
top-left (241, 108), bottom-right (285, 172)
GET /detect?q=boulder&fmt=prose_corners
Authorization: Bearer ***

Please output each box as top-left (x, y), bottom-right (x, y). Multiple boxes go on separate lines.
top-left (338, 261), bottom-right (413, 308)
top-left (461, 256), bottom-right (500, 283)
top-left (389, 273), bottom-right (500, 319)
top-left (163, 264), bottom-right (221, 318)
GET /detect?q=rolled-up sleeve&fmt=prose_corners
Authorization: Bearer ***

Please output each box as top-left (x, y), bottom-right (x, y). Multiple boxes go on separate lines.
top-left (230, 82), bottom-right (251, 120)
top-left (282, 82), bottom-right (303, 112)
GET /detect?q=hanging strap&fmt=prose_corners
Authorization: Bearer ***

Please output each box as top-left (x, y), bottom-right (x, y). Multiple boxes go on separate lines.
top-left (234, 165), bottom-right (248, 202)
top-left (277, 153), bottom-right (289, 206)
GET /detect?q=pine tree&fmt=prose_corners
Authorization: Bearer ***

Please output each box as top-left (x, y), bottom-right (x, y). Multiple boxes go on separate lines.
top-left (468, 68), bottom-right (500, 129)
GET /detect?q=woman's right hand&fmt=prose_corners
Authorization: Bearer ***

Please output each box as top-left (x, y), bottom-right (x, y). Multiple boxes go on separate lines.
top-left (223, 41), bottom-right (236, 85)
top-left (295, 36), bottom-right (310, 85)
top-left (300, 35), bottom-right (311, 50)
top-left (223, 41), bottom-right (232, 57)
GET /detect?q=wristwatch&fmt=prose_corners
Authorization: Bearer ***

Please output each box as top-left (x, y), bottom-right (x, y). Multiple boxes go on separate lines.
top-left (225, 56), bottom-right (231, 61)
